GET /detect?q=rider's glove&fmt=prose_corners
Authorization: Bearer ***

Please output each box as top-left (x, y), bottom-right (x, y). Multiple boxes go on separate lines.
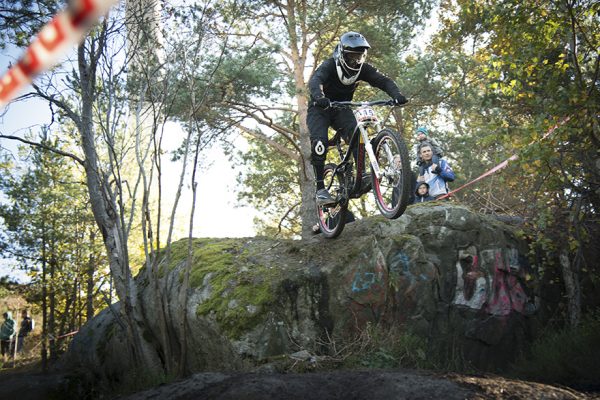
top-left (393, 94), bottom-right (408, 105)
top-left (315, 97), bottom-right (331, 109)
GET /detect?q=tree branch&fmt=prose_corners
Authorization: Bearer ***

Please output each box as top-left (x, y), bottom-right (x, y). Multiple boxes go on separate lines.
top-left (222, 117), bottom-right (299, 161)
top-left (30, 84), bottom-right (82, 128)
top-left (225, 101), bottom-right (299, 138)
top-left (0, 134), bottom-right (85, 165)
top-left (277, 200), bottom-right (300, 235)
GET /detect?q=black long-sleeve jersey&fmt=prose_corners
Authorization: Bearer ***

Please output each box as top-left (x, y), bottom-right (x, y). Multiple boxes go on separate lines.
top-left (308, 58), bottom-right (402, 102)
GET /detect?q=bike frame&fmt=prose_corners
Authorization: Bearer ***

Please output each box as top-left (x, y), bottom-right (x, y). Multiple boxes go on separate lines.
top-left (327, 100), bottom-right (394, 200)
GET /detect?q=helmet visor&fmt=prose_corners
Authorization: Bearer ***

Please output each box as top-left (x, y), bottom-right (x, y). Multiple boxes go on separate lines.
top-left (343, 49), bottom-right (367, 70)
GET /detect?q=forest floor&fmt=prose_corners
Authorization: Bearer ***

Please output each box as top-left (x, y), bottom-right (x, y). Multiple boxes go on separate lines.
top-left (1, 363), bottom-right (599, 400)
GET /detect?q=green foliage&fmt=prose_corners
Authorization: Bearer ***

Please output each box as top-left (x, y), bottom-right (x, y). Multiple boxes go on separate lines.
top-left (0, 130), bottom-right (108, 341)
top-left (510, 311), bottom-right (600, 388)
top-left (0, 0), bottom-right (61, 48)
top-left (0, 285), bottom-right (8, 299)
top-left (235, 135), bottom-right (301, 238)
top-left (167, 43), bottom-right (283, 121)
top-left (429, 0), bottom-right (600, 321)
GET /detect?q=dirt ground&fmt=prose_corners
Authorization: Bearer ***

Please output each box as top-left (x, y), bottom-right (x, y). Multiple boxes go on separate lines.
top-left (115, 370), bottom-right (598, 400)
top-left (1, 366), bottom-right (597, 400)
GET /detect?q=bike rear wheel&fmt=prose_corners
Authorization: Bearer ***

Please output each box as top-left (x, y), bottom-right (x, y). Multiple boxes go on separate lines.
top-left (371, 128), bottom-right (411, 219)
top-left (316, 163), bottom-right (347, 238)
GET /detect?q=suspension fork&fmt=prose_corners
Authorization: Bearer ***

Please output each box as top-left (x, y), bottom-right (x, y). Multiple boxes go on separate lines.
top-left (362, 125), bottom-right (382, 179)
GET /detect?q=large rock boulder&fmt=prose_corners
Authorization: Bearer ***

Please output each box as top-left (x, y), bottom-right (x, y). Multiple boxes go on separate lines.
top-left (64, 203), bottom-right (539, 382)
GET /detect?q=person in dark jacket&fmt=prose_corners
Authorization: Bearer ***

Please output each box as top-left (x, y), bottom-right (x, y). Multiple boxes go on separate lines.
top-left (307, 31), bottom-right (408, 206)
top-left (413, 126), bottom-right (444, 179)
top-left (413, 182), bottom-right (435, 203)
top-left (17, 310), bottom-right (34, 352)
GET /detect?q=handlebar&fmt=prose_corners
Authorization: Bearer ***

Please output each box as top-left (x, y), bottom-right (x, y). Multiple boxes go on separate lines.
top-left (329, 99), bottom-right (404, 108)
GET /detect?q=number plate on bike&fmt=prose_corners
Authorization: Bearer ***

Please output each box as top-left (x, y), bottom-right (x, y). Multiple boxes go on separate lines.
top-left (354, 106), bottom-right (378, 123)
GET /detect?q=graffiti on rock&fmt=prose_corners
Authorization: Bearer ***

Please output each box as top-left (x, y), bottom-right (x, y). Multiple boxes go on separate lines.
top-left (453, 246), bottom-right (488, 309)
top-left (351, 271), bottom-right (377, 292)
top-left (453, 246), bottom-right (529, 316)
top-left (389, 251), bottom-right (417, 288)
top-left (485, 249), bottom-right (527, 315)
top-left (343, 250), bottom-right (388, 324)
top-left (344, 248), bottom-right (429, 329)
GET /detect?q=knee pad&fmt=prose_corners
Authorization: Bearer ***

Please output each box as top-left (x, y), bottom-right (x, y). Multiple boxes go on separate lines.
top-left (310, 139), bottom-right (327, 164)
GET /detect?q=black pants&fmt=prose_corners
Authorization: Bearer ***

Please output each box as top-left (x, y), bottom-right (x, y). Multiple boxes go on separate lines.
top-left (307, 105), bottom-right (357, 190)
top-left (1, 339), bottom-right (11, 356)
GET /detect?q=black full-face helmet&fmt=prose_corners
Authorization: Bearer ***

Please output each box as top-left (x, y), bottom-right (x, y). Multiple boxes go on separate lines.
top-left (333, 32), bottom-right (370, 84)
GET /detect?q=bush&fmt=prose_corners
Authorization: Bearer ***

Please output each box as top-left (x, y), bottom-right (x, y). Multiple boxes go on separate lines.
top-left (510, 311), bottom-right (600, 389)
top-left (342, 324), bottom-right (432, 370)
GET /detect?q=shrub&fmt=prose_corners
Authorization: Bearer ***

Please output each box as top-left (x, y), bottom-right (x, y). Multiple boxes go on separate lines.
top-left (341, 324), bottom-right (432, 370)
top-left (510, 311), bottom-right (600, 389)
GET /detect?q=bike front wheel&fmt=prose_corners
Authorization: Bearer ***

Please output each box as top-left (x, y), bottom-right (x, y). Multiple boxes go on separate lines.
top-left (371, 128), bottom-right (411, 219)
top-left (316, 163), bottom-right (347, 238)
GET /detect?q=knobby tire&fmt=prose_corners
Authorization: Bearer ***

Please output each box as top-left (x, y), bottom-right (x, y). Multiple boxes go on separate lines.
top-left (317, 163), bottom-right (347, 238)
top-left (371, 128), bottom-right (411, 219)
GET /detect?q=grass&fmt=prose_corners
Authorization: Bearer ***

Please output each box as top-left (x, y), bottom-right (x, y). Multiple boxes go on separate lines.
top-left (297, 323), bottom-right (435, 371)
top-left (352, 326), bottom-right (431, 370)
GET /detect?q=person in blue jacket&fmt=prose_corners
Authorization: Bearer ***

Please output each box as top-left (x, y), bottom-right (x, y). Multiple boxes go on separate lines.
top-left (413, 126), bottom-right (444, 180)
top-left (413, 182), bottom-right (435, 203)
top-left (417, 144), bottom-right (455, 199)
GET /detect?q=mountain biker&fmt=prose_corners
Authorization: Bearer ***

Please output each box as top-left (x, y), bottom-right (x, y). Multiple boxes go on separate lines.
top-left (307, 31), bottom-right (408, 206)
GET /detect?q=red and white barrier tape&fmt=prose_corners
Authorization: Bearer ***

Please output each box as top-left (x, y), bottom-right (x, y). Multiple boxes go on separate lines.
top-left (0, 0), bottom-right (119, 109)
top-left (437, 116), bottom-right (571, 200)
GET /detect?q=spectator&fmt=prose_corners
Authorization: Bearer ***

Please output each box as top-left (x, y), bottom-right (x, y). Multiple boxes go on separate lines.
top-left (17, 310), bottom-right (34, 353)
top-left (413, 182), bottom-right (435, 203)
top-left (413, 127), bottom-right (444, 181)
top-left (417, 144), bottom-right (455, 199)
top-left (0, 311), bottom-right (16, 359)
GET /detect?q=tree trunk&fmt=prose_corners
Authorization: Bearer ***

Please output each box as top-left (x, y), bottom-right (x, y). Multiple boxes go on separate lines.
top-left (73, 279), bottom-right (80, 332)
top-left (134, 84), bottom-right (179, 376)
top-left (295, 86), bottom-right (316, 239)
top-left (41, 230), bottom-right (48, 371)
top-left (49, 256), bottom-right (57, 362)
top-left (297, 112), bottom-right (316, 239)
top-left (559, 248), bottom-right (581, 327)
top-left (86, 230), bottom-right (96, 322)
top-left (287, 1), bottom-right (316, 239)
top-left (77, 42), bottom-right (152, 374)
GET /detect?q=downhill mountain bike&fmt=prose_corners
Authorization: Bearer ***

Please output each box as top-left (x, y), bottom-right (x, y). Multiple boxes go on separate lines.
top-left (316, 100), bottom-right (411, 238)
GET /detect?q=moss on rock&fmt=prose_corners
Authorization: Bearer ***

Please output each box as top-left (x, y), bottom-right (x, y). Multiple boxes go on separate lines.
top-left (164, 238), bottom-right (284, 340)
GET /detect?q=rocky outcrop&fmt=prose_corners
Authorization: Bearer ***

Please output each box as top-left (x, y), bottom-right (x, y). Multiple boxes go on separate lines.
top-left (64, 203), bottom-right (539, 382)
